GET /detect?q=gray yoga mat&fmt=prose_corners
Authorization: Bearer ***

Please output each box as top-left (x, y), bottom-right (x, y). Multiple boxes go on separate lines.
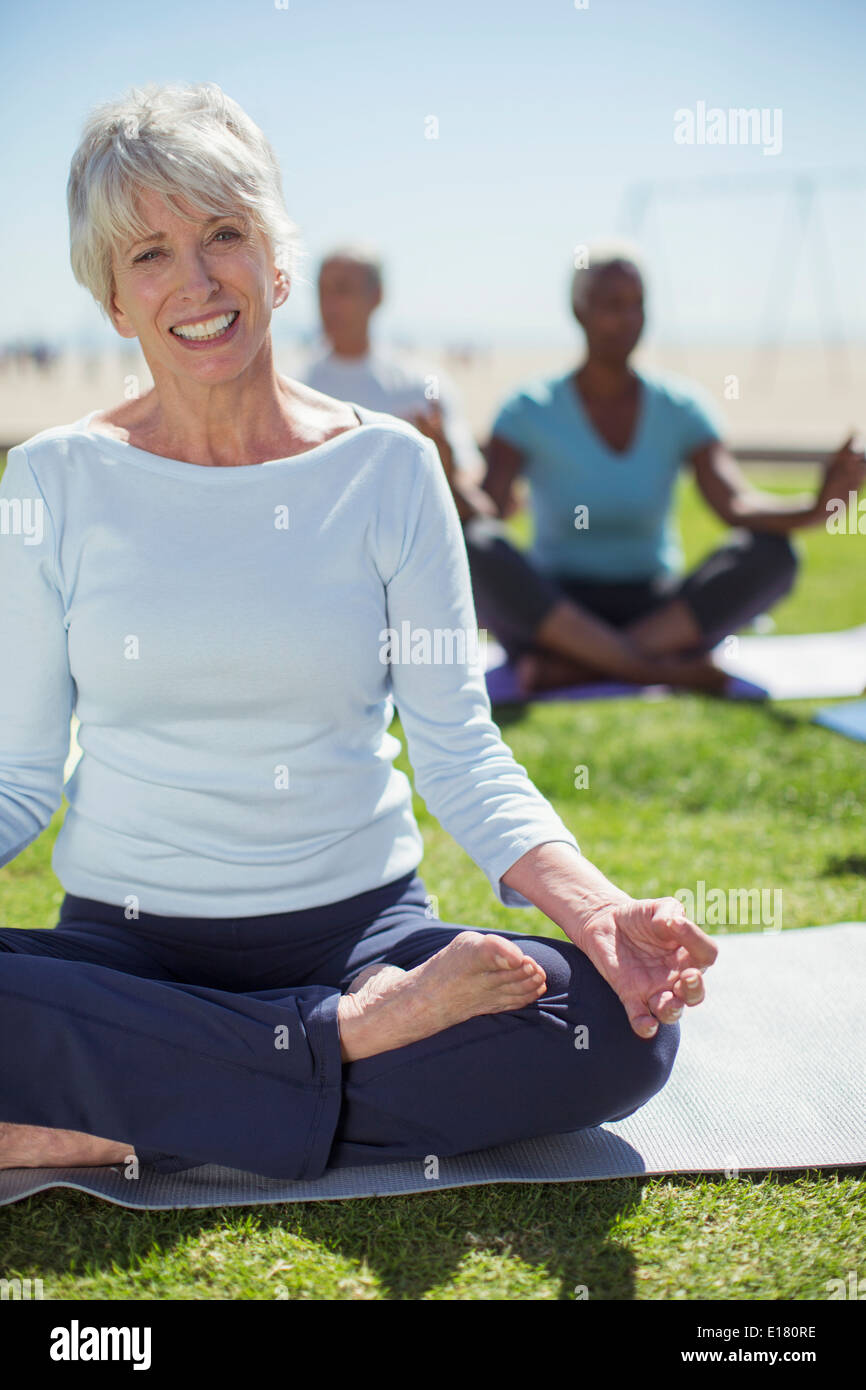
top-left (712, 624), bottom-right (866, 699)
top-left (0, 922), bottom-right (863, 1209)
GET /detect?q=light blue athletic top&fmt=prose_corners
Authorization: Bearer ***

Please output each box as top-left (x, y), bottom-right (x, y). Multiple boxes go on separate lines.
top-left (491, 368), bottom-right (725, 581)
top-left (0, 406), bottom-right (580, 918)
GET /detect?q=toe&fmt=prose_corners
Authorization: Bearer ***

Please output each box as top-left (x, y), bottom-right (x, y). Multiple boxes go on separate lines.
top-left (482, 932), bottom-right (528, 971)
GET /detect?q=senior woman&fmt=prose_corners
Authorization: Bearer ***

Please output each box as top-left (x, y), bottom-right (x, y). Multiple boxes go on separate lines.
top-left (0, 83), bottom-right (716, 1181)
top-left (459, 247), bottom-right (865, 694)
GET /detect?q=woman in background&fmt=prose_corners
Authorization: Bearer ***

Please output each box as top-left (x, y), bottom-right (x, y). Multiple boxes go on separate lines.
top-left (447, 247), bottom-right (864, 694)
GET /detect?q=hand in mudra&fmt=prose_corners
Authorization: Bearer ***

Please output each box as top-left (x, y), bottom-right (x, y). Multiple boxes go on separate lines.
top-left (816, 432), bottom-right (866, 516)
top-left (575, 896), bottom-right (719, 1039)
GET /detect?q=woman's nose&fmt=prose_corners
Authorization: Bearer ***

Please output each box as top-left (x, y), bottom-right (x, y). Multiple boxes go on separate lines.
top-left (174, 249), bottom-right (220, 298)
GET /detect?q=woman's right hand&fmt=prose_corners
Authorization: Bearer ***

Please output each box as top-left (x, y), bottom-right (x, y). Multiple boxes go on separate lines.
top-left (812, 432), bottom-right (866, 523)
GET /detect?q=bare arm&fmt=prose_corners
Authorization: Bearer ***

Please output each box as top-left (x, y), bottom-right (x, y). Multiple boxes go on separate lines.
top-left (410, 408), bottom-right (498, 523)
top-left (691, 435), bottom-right (865, 533)
top-left (481, 434), bottom-right (526, 520)
top-left (449, 470), bottom-right (499, 524)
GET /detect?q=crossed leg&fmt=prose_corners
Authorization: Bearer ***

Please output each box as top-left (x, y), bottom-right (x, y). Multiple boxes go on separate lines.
top-left (0, 1122), bottom-right (131, 1169)
top-left (465, 516), bottom-right (799, 693)
top-left (0, 910), bottom-right (680, 1177)
top-left (313, 916), bottom-right (681, 1170)
top-left (0, 918), bottom-right (550, 1171)
top-left (0, 919), bottom-right (183, 1170)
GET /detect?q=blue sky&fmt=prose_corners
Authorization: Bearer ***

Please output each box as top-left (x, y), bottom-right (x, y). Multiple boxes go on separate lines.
top-left (2, 0), bottom-right (864, 349)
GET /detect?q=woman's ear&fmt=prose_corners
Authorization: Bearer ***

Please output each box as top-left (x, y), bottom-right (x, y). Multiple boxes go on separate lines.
top-left (273, 267), bottom-right (290, 309)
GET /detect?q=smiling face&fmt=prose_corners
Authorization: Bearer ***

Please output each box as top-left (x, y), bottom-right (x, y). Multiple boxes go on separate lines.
top-left (108, 186), bottom-right (288, 382)
top-left (574, 262), bottom-right (645, 367)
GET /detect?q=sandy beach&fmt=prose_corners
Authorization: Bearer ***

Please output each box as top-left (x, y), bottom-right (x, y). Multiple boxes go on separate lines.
top-left (1, 340), bottom-right (863, 457)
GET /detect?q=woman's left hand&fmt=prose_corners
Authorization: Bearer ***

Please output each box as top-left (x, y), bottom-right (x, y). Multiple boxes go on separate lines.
top-left (570, 896), bottom-right (719, 1039)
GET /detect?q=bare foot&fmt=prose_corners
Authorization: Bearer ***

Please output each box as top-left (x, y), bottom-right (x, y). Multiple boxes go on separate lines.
top-left (515, 650), bottom-right (599, 695)
top-left (653, 653), bottom-right (728, 693)
top-left (337, 932), bottom-right (547, 1062)
top-left (516, 648), bottom-right (728, 696)
top-left (345, 961), bottom-right (408, 996)
top-left (0, 1122), bottom-right (134, 1170)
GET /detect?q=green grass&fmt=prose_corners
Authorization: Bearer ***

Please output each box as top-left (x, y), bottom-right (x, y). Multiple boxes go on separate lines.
top-left (1, 460), bottom-right (864, 1300)
top-left (0, 1173), bottom-right (862, 1301)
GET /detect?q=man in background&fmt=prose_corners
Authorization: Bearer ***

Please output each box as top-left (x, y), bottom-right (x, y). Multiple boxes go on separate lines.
top-left (299, 246), bottom-right (492, 511)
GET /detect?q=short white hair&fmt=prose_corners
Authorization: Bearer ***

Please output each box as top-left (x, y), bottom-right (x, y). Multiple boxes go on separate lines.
top-left (319, 244), bottom-right (384, 296)
top-left (570, 239), bottom-right (645, 313)
top-left (67, 81), bottom-right (305, 321)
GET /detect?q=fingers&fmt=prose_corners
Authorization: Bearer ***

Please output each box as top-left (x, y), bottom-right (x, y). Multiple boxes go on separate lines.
top-left (644, 962), bottom-right (708, 1026)
top-left (829, 431), bottom-right (864, 462)
top-left (629, 977), bottom-right (701, 1037)
top-left (615, 897), bottom-right (718, 1037)
top-left (624, 985), bottom-right (690, 1036)
top-left (625, 1001), bottom-right (664, 1039)
top-left (651, 903), bottom-right (713, 1017)
top-left (836, 430), bottom-right (864, 457)
top-left (652, 900), bottom-right (719, 969)
top-left (672, 969), bottom-right (705, 1006)
top-left (671, 919), bottom-right (718, 968)
top-left (824, 434), bottom-right (866, 493)
top-left (410, 407), bottom-right (445, 435)
top-left (651, 992), bottom-right (682, 1023)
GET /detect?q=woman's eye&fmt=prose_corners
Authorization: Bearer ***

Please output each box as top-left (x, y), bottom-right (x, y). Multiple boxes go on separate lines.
top-left (133, 229), bottom-right (240, 264)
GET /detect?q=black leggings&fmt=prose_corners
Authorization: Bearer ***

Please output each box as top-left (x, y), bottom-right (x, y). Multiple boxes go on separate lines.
top-left (463, 519), bottom-right (799, 663)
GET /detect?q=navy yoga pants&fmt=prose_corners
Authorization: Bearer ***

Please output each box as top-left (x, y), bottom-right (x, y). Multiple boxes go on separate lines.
top-left (0, 871), bottom-right (679, 1180)
top-left (464, 519), bottom-right (799, 662)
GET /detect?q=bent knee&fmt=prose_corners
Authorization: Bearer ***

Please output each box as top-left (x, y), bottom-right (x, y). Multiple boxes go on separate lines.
top-left (602, 1020), bottom-right (681, 1122)
top-left (744, 529), bottom-right (800, 586)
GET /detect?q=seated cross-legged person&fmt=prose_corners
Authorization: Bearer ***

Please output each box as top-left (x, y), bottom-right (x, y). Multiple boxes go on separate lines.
top-left (0, 87), bottom-right (719, 1180)
top-left (458, 244), bottom-right (865, 695)
top-left (299, 244), bottom-right (486, 484)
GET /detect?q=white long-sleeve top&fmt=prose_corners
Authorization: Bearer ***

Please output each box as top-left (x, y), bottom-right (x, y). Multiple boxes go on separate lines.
top-left (0, 404), bottom-right (580, 918)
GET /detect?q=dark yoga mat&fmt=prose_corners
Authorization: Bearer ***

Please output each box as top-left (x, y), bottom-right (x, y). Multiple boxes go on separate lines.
top-left (0, 922), bottom-right (863, 1209)
top-left (483, 658), bottom-right (767, 705)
